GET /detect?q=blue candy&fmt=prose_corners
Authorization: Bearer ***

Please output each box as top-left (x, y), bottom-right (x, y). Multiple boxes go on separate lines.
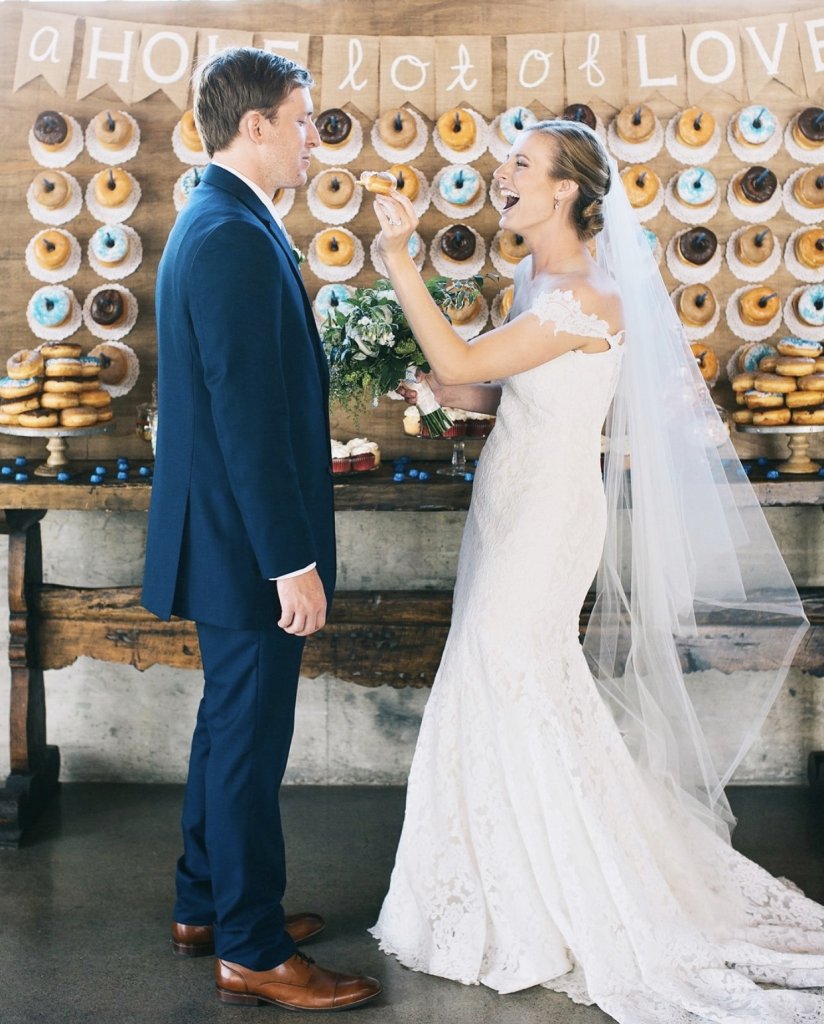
top-left (56, 471), bottom-right (71, 483)
top-left (138, 466), bottom-right (152, 477)
top-left (757, 456), bottom-right (770, 467)
top-left (1, 466), bottom-right (11, 477)
top-left (408, 468), bottom-right (419, 478)
top-left (14, 456), bottom-right (27, 467)
top-left (90, 474), bottom-right (103, 484)
top-left (397, 455), bottom-right (411, 465)
top-left (464, 472), bottom-right (474, 482)
top-left (418, 471), bottom-right (430, 481)
top-left (393, 472), bottom-right (405, 482)
top-left (116, 471), bottom-right (129, 481)
top-left (765, 469), bottom-right (780, 480)
top-left (14, 472), bottom-right (28, 483)
top-left (94, 465), bottom-right (107, 475)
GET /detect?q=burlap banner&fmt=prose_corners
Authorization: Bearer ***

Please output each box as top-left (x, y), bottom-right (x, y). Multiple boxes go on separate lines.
top-left (252, 32), bottom-right (309, 67)
top-left (378, 36), bottom-right (435, 118)
top-left (624, 25), bottom-right (688, 106)
top-left (321, 35), bottom-right (380, 119)
top-left (740, 14), bottom-right (805, 99)
top-left (434, 37), bottom-right (493, 118)
top-left (77, 17), bottom-right (142, 102)
top-left (795, 12), bottom-right (824, 98)
top-left (14, 8), bottom-right (77, 95)
top-left (563, 31), bottom-right (625, 107)
top-left (132, 23), bottom-right (197, 108)
top-left (505, 34), bottom-right (565, 112)
top-left (195, 29), bottom-right (255, 65)
top-left (684, 22), bottom-right (746, 104)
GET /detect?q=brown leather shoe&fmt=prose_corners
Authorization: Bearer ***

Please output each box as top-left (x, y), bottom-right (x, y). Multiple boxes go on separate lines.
top-left (215, 952), bottom-right (382, 1010)
top-left (171, 913), bottom-right (325, 957)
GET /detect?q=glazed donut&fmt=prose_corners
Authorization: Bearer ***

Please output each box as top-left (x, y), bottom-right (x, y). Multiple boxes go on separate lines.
top-left (785, 389), bottom-right (824, 409)
top-left (793, 107), bottom-right (824, 150)
top-left (730, 373), bottom-right (755, 392)
top-left (738, 287), bottom-right (780, 327)
top-left (816, 358), bottom-right (824, 373)
top-left (753, 408), bottom-right (791, 426)
top-left (378, 109), bottom-right (418, 149)
top-left (32, 171), bottom-right (70, 210)
top-left (621, 166), bottom-right (659, 208)
top-left (0, 375), bottom-right (41, 400)
top-left (676, 108), bottom-right (715, 147)
top-left (793, 167), bottom-right (824, 210)
top-left (315, 229), bottom-right (355, 267)
top-left (795, 229), bottom-right (824, 270)
top-left (792, 408), bottom-right (824, 424)
top-left (759, 355), bottom-right (778, 372)
top-left (731, 409), bottom-right (754, 424)
top-left (754, 372), bottom-right (797, 394)
top-left (448, 295), bottom-right (482, 325)
top-left (18, 408), bottom-right (58, 429)
top-left (40, 341), bottom-right (81, 360)
top-left (33, 229), bottom-right (71, 270)
top-left (690, 342), bottom-right (718, 383)
top-left (44, 358), bottom-right (83, 389)
top-left (0, 411), bottom-right (19, 426)
top-left (316, 109), bottom-right (352, 147)
top-left (436, 108), bottom-right (476, 152)
top-left (60, 406), bottom-right (98, 428)
top-left (775, 356), bottom-right (816, 377)
top-left (440, 226), bottom-right (476, 263)
top-left (7, 350), bottom-right (44, 381)
top-left (777, 337), bottom-right (823, 358)
top-left (733, 106), bottom-right (777, 148)
top-left (90, 288), bottom-right (126, 327)
top-left (497, 106), bottom-right (537, 145)
top-left (389, 164), bottom-right (420, 202)
top-left (615, 104), bottom-right (655, 143)
top-left (678, 286), bottom-right (716, 327)
top-left (439, 166), bottom-right (481, 206)
top-left (80, 388), bottom-right (112, 408)
top-left (179, 110), bottom-right (203, 152)
top-left (736, 226), bottom-right (774, 266)
top-left (744, 389), bottom-right (785, 409)
top-left (562, 104), bottom-right (597, 130)
top-left (92, 110), bottom-right (133, 150)
top-left (499, 231), bottom-right (529, 264)
top-left (313, 284), bottom-right (354, 321)
top-left (95, 407), bottom-right (114, 423)
top-left (733, 166), bottom-right (777, 205)
top-left (31, 288), bottom-right (72, 329)
top-left (90, 343), bottom-right (130, 387)
top-left (794, 286), bottom-right (824, 327)
top-left (798, 373), bottom-right (824, 392)
top-left (33, 110), bottom-right (69, 150)
top-left (40, 391), bottom-right (80, 410)
top-left (677, 228), bottom-right (717, 267)
top-left (94, 168), bottom-right (133, 209)
top-left (499, 285), bottom-right (515, 320)
top-left (316, 170), bottom-right (355, 208)
top-left (675, 167), bottom-right (717, 208)
top-left (1, 395), bottom-right (41, 416)
top-left (359, 171), bottom-right (397, 195)
top-left (90, 225), bottom-right (130, 267)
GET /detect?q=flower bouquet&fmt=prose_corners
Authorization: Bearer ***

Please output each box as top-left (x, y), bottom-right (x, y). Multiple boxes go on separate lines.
top-left (320, 276), bottom-right (482, 437)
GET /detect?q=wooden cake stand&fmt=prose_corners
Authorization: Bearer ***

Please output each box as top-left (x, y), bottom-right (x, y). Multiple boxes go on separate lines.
top-left (0, 424), bottom-right (113, 476)
top-left (735, 423), bottom-right (824, 475)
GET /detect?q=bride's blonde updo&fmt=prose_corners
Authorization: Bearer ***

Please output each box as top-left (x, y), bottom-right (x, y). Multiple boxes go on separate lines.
top-left (527, 120), bottom-right (611, 240)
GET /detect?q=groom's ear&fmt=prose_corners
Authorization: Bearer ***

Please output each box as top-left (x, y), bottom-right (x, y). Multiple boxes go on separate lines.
top-left (242, 110), bottom-right (267, 145)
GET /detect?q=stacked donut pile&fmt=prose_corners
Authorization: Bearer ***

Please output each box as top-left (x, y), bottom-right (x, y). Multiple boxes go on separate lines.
top-left (729, 337), bottom-right (824, 427)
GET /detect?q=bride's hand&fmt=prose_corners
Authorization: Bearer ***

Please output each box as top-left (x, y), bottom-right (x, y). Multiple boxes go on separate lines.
top-left (373, 192), bottom-right (418, 260)
top-left (396, 370), bottom-right (440, 405)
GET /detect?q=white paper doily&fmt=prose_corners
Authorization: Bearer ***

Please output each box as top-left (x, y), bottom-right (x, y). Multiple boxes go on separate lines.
top-left (87, 225), bottom-right (143, 281)
top-left (664, 114), bottom-right (721, 165)
top-left (433, 109), bottom-right (490, 164)
top-left (784, 225), bottom-right (824, 284)
top-left (26, 172), bottom-right (82, 227)
top-left (308, 229), bottom-right (364, 282)
top-left (784, 118), bottom-right (824, 165)
top-left (606, 117), bottom-right (664, 163)
top-left (26, 285), bottom-right (81, 341)
top-left (663, 175), bottom-right (721, 225)
top-left (783, 169), bottom-right (824, 226)
top-left (90, 339), bottom-right (141, 398)
top-left (429, 226), bottom-right (486, 279)
top-left (371, 109), bottom-right (428, 163)
top-left (670, 285), bottom-right (720, 341)
top-left (273, 189), bottom-right (296, 222)
top-left (489, 230), bottom-right (528, 279)
top-left (725, 227), bottom-right (782, 283)
top-left (490, 287), bottom-right (514, 327)
top-left (726, 114), bottom-right (782, 164)
top-left (307, 169), bottom-right (362, 225)
top-left (784, 286), bottom-right (824, 343)
top-left (83, 284), bottom-right (138, 341)
top-left (431, 166), bottom-right (487, 219)
top-left (313, 119), bottom-right (364, 166)
top-left (171, 121), bottom-right (209, 166)
top-left (25, 230), bottom-right (81, 285)
top-left (666, 235), bottom-right (722, 285)
top-left (726, 286), bottom-right (783, 341)
top-left (28, 115), bottom-right (83, 168)
top-left (726, 178), bottom-right (782, 224)
top-left (488, 177), bottom-right (508, 215)
top-left (86, 171), bottom-right (142, 225)
top-left (370, 232), bottom-right (426, 276)
top-left (85, 112), bottom-right (141, 165)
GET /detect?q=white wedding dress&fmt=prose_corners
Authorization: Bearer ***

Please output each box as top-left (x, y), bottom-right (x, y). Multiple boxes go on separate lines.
top-left (370, 282), bottom-right (824, 1024)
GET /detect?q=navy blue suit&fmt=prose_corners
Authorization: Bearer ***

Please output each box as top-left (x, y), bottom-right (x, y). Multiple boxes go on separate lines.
top-left (142, 163), bottom-right (335, 969)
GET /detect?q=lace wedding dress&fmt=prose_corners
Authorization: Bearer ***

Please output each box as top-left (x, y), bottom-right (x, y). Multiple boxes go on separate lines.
top-left (370, 282), bottom-right (824, 1024)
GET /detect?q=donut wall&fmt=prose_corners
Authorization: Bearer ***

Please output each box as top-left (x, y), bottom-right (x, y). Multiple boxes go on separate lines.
top-left (1, 0), bottom-right (823, 461)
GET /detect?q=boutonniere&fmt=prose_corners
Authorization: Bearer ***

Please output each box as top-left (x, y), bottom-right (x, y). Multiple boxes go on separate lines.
top-left (291, 243), bottom-right (306, 267)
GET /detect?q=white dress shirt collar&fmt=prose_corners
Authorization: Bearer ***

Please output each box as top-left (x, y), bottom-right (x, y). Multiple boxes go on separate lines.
top-left (210, 159), bottom-right (286, 232)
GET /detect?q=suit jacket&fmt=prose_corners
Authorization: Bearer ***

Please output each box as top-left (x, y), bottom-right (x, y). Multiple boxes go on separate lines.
top-left (142, 163), bottom-right (335, 630)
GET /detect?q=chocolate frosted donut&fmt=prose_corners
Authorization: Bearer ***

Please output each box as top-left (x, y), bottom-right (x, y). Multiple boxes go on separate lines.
top-left (678, 228), bottom-right (717, 266)
top-left (91, 288), bottom-right (125, 327)
top-left (33, 110), bottom-right (68, 146)
top-left (562, 104), bottom-right (597, 131)
top-left (738, 166), bottom-right (777, 204)
top-left (316, 108), bottom-right (351, 146)
top-left (441, 226), bottom-right (476, 262)
top-left (797, 107), bottom-right (824, 145)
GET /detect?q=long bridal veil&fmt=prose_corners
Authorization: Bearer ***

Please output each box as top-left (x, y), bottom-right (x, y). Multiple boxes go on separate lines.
top-left (586, 142), bottom-right (808, 840)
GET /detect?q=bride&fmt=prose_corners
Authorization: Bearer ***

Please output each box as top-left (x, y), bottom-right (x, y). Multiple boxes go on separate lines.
top-left (367, 120), bottom-right (824, 1023)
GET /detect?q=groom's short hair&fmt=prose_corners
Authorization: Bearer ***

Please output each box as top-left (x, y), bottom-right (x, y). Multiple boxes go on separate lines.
top-left (192, 47), bottom-right (314, 157)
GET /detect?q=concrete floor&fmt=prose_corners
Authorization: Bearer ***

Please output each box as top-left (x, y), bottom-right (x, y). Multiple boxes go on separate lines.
top-left (0, 785), bottom-right (822, 1024)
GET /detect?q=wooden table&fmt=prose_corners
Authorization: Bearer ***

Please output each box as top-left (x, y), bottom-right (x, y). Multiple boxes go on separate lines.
top-left (1, 460), bottom-right (823, 845)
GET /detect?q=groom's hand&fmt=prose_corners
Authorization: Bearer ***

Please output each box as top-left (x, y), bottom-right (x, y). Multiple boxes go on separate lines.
top-left (277, 568), bottom-right (327, 636)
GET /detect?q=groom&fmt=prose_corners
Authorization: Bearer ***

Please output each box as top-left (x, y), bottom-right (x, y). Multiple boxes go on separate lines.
top-left (142, 48), bottom-right (381, 1010)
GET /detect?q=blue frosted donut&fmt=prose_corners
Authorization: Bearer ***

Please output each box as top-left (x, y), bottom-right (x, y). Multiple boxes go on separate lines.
top-left (407, 232), bottom-right (422, 261)
top-left (739, 342), bottom-right (778, 373)
top-left (180, 167), bottom-right (202, 199)
top-left (498, 106), bottom-right (537, 146)
top-left (676, 167), bottom-right (717, 206)
top-left (439, 166), bottom-right (481, 206)
top-left (91, 225), bottom-right (129, 264)
top-left (642, 228), bottom-right (659, 252)
top-left (796, 285), bottom-right (824, 327)
top-left (0, 376), bottom-right (38, 390)
top-left (736, 106), bottom-right (777, 146)
top-left (314, 283), bottom-right (354, 320)
top-left (777, 336), bottom-right (823, 357)
top-left (31, 287), bottom-right (70, 327)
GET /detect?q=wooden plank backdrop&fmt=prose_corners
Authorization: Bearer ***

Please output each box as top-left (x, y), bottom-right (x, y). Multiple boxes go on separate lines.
top-left (1, 0), bottom-right (822, 465)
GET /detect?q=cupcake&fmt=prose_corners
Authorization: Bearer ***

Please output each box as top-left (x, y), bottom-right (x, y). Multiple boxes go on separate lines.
top-left (331, 439), bottom-right (352, 474)
top-left (465, 411), bottom-right (496, 437)
top-left (347, 438), bottom-right (380, 471)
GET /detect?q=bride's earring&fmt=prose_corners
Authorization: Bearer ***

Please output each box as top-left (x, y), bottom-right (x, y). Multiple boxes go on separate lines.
top-left (553, 196), bottom-right (560, 211)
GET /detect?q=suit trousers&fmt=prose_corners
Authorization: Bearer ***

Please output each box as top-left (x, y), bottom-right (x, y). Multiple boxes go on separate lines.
top-left (173, 620), bottom-right (305, 970)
